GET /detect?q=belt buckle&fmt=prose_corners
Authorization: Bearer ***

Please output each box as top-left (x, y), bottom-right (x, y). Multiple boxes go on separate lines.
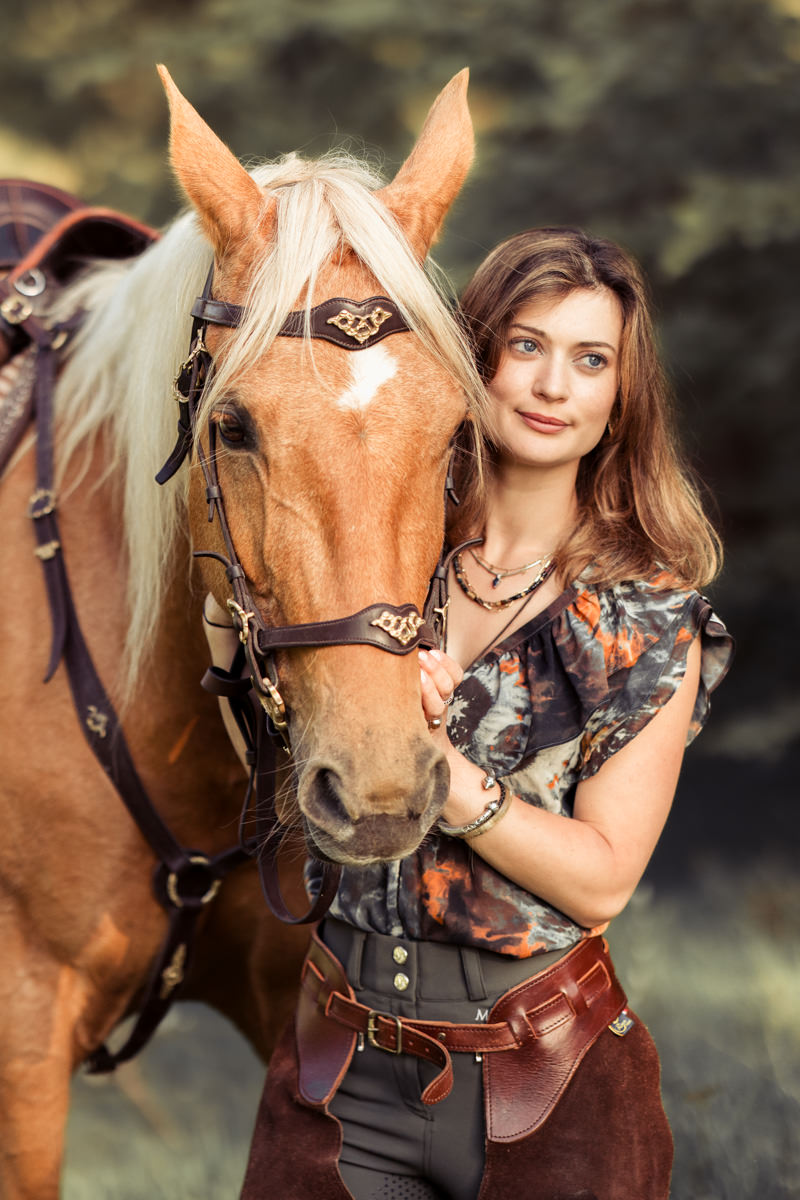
top-left (366, 1010), bottom-right (403, 1055)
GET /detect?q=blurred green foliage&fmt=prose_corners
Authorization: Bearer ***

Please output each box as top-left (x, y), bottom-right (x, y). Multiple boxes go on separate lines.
top-left (1, 0), bottom-right (798, 742)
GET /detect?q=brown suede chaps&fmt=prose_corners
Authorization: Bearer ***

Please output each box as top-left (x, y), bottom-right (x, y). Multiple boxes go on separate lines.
top-left (240, 931), bottom-right (673, 1200)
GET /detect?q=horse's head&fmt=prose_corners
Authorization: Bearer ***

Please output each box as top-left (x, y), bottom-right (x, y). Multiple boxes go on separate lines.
top-left (159, 68), bottom-right (481, 866)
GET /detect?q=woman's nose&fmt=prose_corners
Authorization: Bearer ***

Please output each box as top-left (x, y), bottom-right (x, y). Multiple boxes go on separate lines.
top-left (532, 356), bottom-right (568, 401)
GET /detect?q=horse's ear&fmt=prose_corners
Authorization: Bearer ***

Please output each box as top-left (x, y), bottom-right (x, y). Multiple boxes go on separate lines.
top-left (157, 65), bottom-right (275, 258)
top-left (377, 69), bottom-right (473, 262)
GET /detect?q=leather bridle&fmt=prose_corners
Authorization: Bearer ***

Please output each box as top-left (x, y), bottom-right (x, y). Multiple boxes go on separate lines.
top-left (157, 269), bottom-right (465, 921)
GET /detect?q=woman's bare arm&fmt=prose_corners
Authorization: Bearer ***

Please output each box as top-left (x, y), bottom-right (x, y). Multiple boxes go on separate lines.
top-left (421, 637), bottom-right (702, 929)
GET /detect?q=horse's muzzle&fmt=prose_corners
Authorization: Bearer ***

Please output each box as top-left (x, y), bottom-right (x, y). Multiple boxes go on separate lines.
top-left (299, 741), bottom-right (449, 865)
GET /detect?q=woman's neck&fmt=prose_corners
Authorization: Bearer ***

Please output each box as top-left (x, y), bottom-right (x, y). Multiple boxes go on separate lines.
top-left (481, 459), bottom-right (579, 563)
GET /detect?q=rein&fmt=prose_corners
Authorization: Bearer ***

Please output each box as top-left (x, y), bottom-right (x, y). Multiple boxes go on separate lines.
top-left (158, 269), bottom-right (458, 924)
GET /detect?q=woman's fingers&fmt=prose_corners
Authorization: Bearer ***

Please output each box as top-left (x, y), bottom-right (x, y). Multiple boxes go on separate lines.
top-left (433, 648), bottom-right (464, 688)
top-left (421, 647), bottom-right (463, 692)
top-left (419, 669), bottom-right (449, 738)
top-left (419, 648), bottom-right (462, 720)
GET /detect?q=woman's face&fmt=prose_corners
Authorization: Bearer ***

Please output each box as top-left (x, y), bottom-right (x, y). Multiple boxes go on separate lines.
top-left (487, 287), bottom-right (623, 474)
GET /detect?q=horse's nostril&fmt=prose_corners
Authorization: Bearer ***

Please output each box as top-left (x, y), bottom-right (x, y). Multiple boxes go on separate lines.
top-left (413, 748), bottom-right (449, 820)
top-left (304, 766), bottom-right (349, 833)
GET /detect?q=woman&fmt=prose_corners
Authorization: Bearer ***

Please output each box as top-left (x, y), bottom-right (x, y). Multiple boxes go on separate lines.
top-left (235, 228), bottom-right (732, 1200)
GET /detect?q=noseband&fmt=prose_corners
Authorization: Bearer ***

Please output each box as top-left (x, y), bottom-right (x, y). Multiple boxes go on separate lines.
top-left (157, 270), bottom-right (457, 755)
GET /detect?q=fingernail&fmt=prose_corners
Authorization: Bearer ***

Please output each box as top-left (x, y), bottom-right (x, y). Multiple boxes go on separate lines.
top-left (429, 648), bottom-right (443, 661)
top-left (420, 669), bottom-right (429, 684)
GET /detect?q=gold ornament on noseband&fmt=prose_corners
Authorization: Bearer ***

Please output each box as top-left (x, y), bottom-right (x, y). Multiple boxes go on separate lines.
top-left (370, 610), bottom-right (425, 647)
top-left (326, 305), bottom-right (393, 345)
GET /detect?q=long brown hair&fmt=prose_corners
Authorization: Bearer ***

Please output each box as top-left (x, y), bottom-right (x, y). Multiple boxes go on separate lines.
top-left (452, 227), bottom-right (722, 590)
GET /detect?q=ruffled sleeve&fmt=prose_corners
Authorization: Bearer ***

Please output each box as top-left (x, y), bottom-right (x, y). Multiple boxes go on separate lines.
top-left (557, 571), bottom-right (733, 780)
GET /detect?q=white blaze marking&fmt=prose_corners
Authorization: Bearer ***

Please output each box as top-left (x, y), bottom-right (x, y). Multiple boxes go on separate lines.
top-left (336, 344), bottom-right (397, 411)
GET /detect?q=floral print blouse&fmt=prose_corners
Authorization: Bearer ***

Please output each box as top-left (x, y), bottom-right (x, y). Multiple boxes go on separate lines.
top-left (314, 570), bottom-right (733, 958)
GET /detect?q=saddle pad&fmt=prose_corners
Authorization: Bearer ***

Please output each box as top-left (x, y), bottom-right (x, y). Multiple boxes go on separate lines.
top-left (0, 347), bottom-right (36, 476)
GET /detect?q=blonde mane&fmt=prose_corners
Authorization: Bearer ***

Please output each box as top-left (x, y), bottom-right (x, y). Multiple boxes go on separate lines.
top-left (48, 151), bottom-right (486, 701)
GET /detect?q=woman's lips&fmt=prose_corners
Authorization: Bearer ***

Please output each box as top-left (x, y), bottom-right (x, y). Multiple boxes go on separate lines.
top-left (519, 411), bottom-right (568, 433)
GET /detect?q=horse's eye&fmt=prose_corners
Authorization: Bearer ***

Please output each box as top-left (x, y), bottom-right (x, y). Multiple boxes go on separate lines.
top-left (214, 409), bottom-right (248, 446)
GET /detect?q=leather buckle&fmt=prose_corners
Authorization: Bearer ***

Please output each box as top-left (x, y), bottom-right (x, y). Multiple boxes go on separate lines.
top-left (367, 1010), bottom-right (403, 1055)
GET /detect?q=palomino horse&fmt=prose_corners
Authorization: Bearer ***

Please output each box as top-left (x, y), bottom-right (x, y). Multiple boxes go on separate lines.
top-left (0, 68), bottom-right (482, 1197)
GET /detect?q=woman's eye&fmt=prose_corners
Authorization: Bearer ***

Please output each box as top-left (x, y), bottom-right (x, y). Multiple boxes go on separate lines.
top-left (581, 352), bottom-right (607, 369)
top-left (214, 410), bottom-right (248, 445)
top-left (511, 337), bottom-right (539, 355)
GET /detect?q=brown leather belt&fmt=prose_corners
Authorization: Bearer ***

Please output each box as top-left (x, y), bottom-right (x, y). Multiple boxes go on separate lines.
top-left (296, 928), bottom-right (627, 1142)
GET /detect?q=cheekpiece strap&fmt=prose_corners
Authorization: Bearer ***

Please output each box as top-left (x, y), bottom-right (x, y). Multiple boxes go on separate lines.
top-left (190, 293), bottom-right (410, 351)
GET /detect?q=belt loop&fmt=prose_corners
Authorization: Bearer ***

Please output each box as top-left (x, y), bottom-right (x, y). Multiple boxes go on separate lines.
top-left (346, 928), bottom-right (366, 990)
top-left (459, 945), bottom-right (488, 1002)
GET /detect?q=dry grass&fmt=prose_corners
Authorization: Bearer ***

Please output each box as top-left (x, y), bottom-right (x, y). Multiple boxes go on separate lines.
top-left (64, 856), bottom-right (799, 1199)
top-left (609, 858), bottom-right (800, 1200)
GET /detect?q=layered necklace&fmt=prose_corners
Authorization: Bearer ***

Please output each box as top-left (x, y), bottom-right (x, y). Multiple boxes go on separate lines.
top-left (469, 547), bottom-right (550, 589)
top-left (453, 546), bottom-right (555, 611)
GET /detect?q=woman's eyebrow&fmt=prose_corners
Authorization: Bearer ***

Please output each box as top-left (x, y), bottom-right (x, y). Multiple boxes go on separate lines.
top-left (574, 339), bottom-right (618, 352)
top-left (509, 322), bottom-right (547, 336)
top-left (509, 323), bottom-right (618, 353)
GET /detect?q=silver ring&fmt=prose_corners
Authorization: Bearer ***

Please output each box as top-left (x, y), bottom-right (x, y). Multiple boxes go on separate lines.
top-left (427, 716), bottom-right (443, 730)
top-left (444, 693), bottom-right (455, 706)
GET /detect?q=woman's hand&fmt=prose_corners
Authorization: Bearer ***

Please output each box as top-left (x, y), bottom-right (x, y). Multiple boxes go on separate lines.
top-left (419, 647), bottom-right (463, 736)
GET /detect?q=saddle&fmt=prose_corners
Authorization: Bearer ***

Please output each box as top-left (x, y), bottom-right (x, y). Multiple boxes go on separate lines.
top-left (0, 178), bottom-right (156, 470)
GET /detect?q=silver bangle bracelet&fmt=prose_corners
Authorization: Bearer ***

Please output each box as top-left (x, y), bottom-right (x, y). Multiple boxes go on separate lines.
top-left (437, 780), bottom-right (511, 840)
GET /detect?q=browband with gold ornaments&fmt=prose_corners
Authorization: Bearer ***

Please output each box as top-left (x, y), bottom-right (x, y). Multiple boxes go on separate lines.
top-left (191, 294), bottom-right (410, 351)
